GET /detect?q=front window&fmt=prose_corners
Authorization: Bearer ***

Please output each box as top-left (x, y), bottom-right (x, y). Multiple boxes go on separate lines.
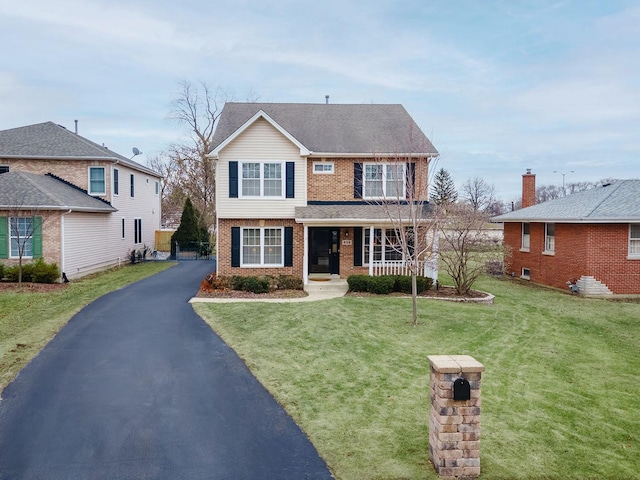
top-left (89, 167), bottom-right (106, 195)
top-left (363, 227), bottom-right (404, 264)
top-left (630, 224), bottom-right (640, 257)
top-left (10, 217), bottom-right (33, 258)
top-left (545, 223), bottom-right (555, 252)
top-left (241, 162), bottom-right (283, 198)
top-left (521, 223), bottom-right (530, 250)
top-left (363, 163), bottom-right (405, 199)
top-left (241, 227), bottom-right (283, 266)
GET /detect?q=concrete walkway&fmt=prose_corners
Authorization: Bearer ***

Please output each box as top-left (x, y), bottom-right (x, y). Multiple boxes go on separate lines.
top-left (0, 262), bottom-right (333, 480)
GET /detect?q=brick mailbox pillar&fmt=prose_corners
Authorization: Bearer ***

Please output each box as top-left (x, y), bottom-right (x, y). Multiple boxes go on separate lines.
top-left (428, 355), bottom-right (485, 479)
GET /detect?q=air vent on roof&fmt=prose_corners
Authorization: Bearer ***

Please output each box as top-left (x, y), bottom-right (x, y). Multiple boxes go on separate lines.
top-left (602, 183), bottom-right (611, 187)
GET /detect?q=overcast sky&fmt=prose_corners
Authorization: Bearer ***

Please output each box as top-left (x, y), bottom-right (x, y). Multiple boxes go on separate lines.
top-left (1, 0), bottom-right (638, 201)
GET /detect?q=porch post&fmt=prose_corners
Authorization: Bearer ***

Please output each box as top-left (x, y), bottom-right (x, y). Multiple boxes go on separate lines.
top-left (303, 225), bottom-right (309, 284)
top-left (368, 225), bottom-right (374, 276)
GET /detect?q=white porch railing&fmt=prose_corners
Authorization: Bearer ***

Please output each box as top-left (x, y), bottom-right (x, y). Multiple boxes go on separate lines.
top-left (371, 257), bottom-right (438, 281)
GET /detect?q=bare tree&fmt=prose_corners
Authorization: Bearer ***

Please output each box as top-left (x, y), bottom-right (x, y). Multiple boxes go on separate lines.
top-left (438, 203), bottom-right (501, 295)
top-left (146, 152), bottom-right (182, 227)
top-left (462, 177), bottom-right (497, 212)
top-left (367, 131), bottom-right (439, 326)
top-left (159, 81), bottom-right (228, 230)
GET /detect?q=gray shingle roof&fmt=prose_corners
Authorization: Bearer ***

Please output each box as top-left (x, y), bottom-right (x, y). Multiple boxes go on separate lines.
top-left (492, 180), bottom-right (640, 223)
top-left (211, 103), bottom-right (438, 155)
top-left (0, 122), bottom-right (159, 177)
top-left (0, 171), bottom-right (117, 213)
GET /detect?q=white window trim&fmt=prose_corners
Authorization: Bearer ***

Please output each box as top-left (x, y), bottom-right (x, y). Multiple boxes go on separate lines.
top-left (362, 162), bottom-right (406, 200)
top-left (155, 181), bottom-right (160, 195)
top-left (239, 161), bottom-right (285, 199)
top-left (9, 217), bottom-right (34, 259)
top-left (520, 222), bottom-right (530, 252)
top-left (134, 218), bottom-right (142, 245)
top-left (88, 166), bottom-right (106, 195)
top-left (240, 227), bottom-right (284, 267)
top-left (543, 223), bottom-right (555, 255)
top-left (313, 161), bottom-right (334, 174)
top-left (629, 224), bottom-right (640, 259)
top-left (363, 227), bottom-right (405, 265)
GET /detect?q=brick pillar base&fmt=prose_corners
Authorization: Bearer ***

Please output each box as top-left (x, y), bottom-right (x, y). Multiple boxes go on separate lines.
top-left (428, 355), bottom-right (484, 479)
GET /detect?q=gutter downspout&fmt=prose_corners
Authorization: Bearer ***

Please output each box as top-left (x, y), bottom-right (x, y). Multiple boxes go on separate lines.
top-left (61, 209), bottom-right (72, 278)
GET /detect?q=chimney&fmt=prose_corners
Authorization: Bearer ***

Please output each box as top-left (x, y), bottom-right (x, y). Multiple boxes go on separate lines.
top-left (74, 119), bottom-right (78, 134)
top-left (325, 95), bottom-right (329, 104)
top-left (522, 169), bottom-right (536, 208)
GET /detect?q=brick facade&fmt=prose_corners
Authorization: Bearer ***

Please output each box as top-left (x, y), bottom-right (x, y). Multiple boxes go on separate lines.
top-left (505, 222), bottom-right (640, 295)
top-left (0, 210), bottom-right (62, 269)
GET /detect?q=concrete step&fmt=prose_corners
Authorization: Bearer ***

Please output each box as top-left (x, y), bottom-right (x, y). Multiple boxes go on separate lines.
top-left (304, 278), bottom-right (349, 295)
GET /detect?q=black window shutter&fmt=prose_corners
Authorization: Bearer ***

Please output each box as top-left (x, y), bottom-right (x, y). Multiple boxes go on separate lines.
top-left (231, 227), bottom-right (240, 267)
top-left (229, 161), bottom-right (238, 198)
top-left (354, 163), bottom-right (363, 198)
top-left (286, 162), bottom-right (295, 198)
top-left (406, 163), bottom-right (415, 199)
top-left (284, 227), bottom-right (293, 266)
top-left (353, 227), bottom-right (363, 266)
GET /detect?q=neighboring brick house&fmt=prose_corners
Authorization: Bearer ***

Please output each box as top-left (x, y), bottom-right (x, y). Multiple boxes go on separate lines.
top-left (0, 122), bottom-right (162, 279)
top-left (209, 102), bottom-right (439, 284)
top-left (493, 170), bottom-right (640, 295)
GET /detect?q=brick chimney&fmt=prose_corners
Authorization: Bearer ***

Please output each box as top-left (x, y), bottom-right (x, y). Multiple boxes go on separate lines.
top-left (522, 169), bottom-right (536, 208)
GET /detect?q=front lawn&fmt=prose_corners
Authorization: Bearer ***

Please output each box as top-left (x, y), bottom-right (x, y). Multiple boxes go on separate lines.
top-left (0, 262), bottom-right (174, 392)
top-left (194, 276), bottom-right (640, 479)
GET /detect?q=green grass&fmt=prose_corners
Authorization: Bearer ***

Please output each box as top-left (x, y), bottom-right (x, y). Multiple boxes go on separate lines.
top-left (194, 276), bottom-right (640, 480)
top-left (0, 261), bottom-right (174, 391)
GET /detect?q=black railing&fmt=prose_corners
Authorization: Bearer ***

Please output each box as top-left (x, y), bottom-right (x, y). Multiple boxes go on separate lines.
top-left (174, 242), bottom-right (214, 260)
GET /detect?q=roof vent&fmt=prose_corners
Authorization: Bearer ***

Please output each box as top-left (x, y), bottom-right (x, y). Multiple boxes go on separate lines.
top-left (602, 182), bottom-right (611, 187)
top-left (325, 95), bottom-right (329, 104)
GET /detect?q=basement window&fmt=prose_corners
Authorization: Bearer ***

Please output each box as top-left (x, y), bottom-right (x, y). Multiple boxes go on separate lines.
top-left (521, 268), bottom-right (531, 280)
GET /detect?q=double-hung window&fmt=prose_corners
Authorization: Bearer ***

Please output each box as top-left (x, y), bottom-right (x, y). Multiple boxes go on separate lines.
top-left (544, 223), bottom-right (555, 253)
top-left (241, 162), bottom-right (283, 198)
top-left (521, 223), bottom-right (530, 251)
top-left (363, 227), bottom-right (404, 264)
top-left (10, 217), bottom-right (34, 258)
top-left (630, 224), bottom-right (640, 257)
top-left (241, 227), bottom-right (283, 266)
top-left (363, 163), bottom-right (405, 199)
top-left (89, 167), bottom-right (106, 195)
top-left (113, 168), bottom-right (119, 195)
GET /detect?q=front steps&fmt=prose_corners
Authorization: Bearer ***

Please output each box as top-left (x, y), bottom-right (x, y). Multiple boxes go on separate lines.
top-left (304, 275), bottom-right (349, 296)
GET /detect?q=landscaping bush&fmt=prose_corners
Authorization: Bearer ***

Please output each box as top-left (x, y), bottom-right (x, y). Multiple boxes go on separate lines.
top-left (485, 259), bottom-right (505, 276)
top-left (5, 264), bottom-right (33, 282)
top-left (347, 275), bottom-right (370, 292)
top-left (0, 263), bottom-right (4, 280)
top-left (276, 275), bottom-right (303, 290)
top-left (368, 275), bottom-right (396, 294)
top-left (241, 276), bottom-right (270, 294)
top-left (31, 258), bottom-right (60, 283)
top-left (394, 275), bottom-right (433, 294)
top-left (231, 275), bottom-right (247, 291)
top-left (200, 273), bottom-right (232, 292)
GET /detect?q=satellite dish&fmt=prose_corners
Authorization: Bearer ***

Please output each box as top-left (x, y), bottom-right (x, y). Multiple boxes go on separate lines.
top-left (132, 147), bottom-right (141, 156)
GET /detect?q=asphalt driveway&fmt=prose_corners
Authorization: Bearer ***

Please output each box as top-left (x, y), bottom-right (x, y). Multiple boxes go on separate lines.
top-left (0, 261), bottom-right (333, 480)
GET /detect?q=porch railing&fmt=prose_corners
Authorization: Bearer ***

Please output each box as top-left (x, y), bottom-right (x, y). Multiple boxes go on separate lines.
top-left (371, 258), bottom-right (438, 279)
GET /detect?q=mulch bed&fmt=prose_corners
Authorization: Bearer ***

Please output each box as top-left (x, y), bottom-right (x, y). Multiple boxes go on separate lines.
top-left (0, 282), bottom-right (69, 293)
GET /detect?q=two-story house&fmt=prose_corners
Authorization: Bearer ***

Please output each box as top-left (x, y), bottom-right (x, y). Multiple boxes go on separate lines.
top-left (493, 170), bottom-right (640, 295)
top-left (0, 121), bottom-right (162, 279)
top-left (209, 102), bottom-right (439, 284)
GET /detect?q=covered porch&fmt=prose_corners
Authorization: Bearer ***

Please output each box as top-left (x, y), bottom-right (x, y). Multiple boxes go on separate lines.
top-left (295, 204), bottom-right (438, 285)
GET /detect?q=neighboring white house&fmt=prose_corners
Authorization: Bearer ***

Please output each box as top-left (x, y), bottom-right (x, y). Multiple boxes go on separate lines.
top-left (0, 122), bottom-right (162, 279)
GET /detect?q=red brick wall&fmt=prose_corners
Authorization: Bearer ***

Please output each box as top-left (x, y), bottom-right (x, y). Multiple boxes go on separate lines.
top-left (217, 218), bottom-right (303, 278)
top-left (522, 172), bottom-right (536, 208)
top-left (504, 222), bottom-right (640, 294)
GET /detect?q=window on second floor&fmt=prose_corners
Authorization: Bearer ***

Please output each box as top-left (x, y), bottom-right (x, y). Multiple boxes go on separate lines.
top-left (241, 161), bottom-right (283, 198)
top-left (313, 162), bottom-right (334, 174)
top-left (89, 167), bottom-right (106, 195)
top-left (521, 222), bottom-right (530, 251)
top-left (130, 174), bottom-right (135, 197)
top-left (0, 166), bottom-right (9, 174)
top-left (630, 224), bottom-right (640, 257)
top-left (363, 163), bottom-right (406, 199)
top-left (113, 168), bottom-right (119, 195)
top-left (544, 223), bottom-right (555, 253)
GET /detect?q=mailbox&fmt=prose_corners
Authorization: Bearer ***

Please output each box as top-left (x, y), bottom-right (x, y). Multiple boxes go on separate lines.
top-left (453, 377), bottom-right (471, 401)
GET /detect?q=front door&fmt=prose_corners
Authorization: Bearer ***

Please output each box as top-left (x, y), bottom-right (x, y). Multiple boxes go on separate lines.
top-left (309, 228), bottom-right (340, 274)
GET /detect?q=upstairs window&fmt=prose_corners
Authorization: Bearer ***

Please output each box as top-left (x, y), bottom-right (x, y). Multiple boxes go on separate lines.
top-left (544, 223), bottom-right (555, 253)
top-left (313, 162), bottom-right (334, 174)
top-left (89, 167), bottom-right (106, 195)
top-left (0, 166), bottom-right (9, 174)
top-left (521, 223), bottom-right (530, 250)
top-left (130, 174), bottom-right (135, 197)
top-left (630, 224), bottom-right (640, 257)
top-left (241, 161), bottom-right (283, 198)
top-left (363, 163), bottom-right (405, 199)
top-left (113, 168), bottom-right (119, 195)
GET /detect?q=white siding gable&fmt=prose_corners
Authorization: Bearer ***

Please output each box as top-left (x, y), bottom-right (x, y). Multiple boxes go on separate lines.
top-left (217, 118), bottom-right (307, 219)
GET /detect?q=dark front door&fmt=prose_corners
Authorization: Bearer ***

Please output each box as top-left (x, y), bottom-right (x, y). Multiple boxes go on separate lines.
top-left (309, 228), bottom-right (340, 274)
